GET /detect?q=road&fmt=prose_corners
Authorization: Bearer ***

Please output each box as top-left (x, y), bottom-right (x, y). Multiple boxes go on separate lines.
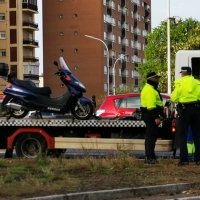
top-left (0, 149), bottom-right (179, 159)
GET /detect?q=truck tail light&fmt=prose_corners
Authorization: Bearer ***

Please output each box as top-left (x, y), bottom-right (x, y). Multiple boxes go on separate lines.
top-left (163, 108), bottom-right (167, 115)
top-left (172, 121), bottom-right (176, 133)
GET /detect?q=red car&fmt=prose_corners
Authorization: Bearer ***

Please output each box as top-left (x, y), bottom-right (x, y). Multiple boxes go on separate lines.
top-left (96, 93), bottom-right (170, 118)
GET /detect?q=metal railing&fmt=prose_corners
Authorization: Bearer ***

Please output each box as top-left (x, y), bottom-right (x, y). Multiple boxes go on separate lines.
top-left (23, 56), bottom-right (39, 62)
top-left (22, 3), bottom-right (38, 12)
top-left (23, 21), bottom-right (38, 29)
top-left (23, 38), bottom-right (39, 46)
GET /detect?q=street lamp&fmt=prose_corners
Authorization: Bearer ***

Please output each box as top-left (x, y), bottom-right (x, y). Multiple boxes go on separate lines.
top-left (85, 35), bottom-right (110, 96)
top-left (167, 0), bottom-right (181, 94)
top-left (167, 0), bottom-right (171, 94)
top-left (113, 53), bottom-right (128, 95)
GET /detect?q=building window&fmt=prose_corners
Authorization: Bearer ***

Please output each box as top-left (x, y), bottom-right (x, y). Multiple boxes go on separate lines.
top-left (60, 49), bottom-right (64, 53)
top-left (135, 77), bottom-right (139, 86)
top-left (0, 50), bottom-right (6, 57)
top-left (74, 31), bottom-right (78, 36)
top-left (104, 66), bottom-right (107, 74)
top-left (74, 48), bottom-right (78, 52)
top-left (10, 29), bottom-right (17, 43)
top-left (104, 83), bottom-right (108, 92)
top-left (60, 32), bottom-right (64, 36)
top-left (119, 68), bottom-right (121, 76)
top-left (0, 32), bottom-right (6, 39)
top-left (74, 14), bottom-right (78, 18)
top-left (59, 14), bottom-right (63, 19)
top-left (0, 13), bottom-right (5, 21)
top-left (23, 0), bottom-right (37, 5)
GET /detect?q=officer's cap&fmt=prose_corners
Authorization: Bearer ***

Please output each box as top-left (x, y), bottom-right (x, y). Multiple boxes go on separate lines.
top-left (146, 72), bottom-right (161, 79)
top-left (180, 66), bottom-right (192, 73)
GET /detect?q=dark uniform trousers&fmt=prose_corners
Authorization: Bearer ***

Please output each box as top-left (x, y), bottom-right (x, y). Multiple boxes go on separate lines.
top-left (143, 113), bottom-right (159, 159)
top-left (177, 105), bottom-right (200, 162)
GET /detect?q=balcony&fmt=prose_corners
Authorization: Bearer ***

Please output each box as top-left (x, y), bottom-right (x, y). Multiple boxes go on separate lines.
top-left (122, 69), bottom-right (129, 77)
top-left (23, 21), bottom-right (38, 31)
top-left (23, 64), bottom-right (39, 80)
top-left (23, 74), bottom-right (39, 80)
top-left (121, 22), bottom-right (129, 31)
top-left (121, 38), bottom-right (129, 46)
top-left (23, 38), bottom-right (39, 47)
top-left (134, 13), bottom-right (140, 21)
top-left (23, 56), bottom-right (39, 63)
top-left (145, 5), bottom-right (150, 12)
top-left (106, 0), bottom-right (115, 9)
top-left (132, 55), bottom-right (141, 63)
top-left (134, 42), bottom-right (141, 50)
top-left (131, 0), bottom-right (140, 6)
top-left (104, 14), bottom-right (115, 26)
top-left (22, 3), bottom-right (38, 13)
top-left (134, 28), bottom-right (141, 35)
top-left (142, 30), bottom-right (148, 37)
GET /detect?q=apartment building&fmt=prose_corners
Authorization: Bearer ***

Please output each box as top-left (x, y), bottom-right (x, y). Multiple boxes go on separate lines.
top-left (43, 0), bottom-right (151, 99)
top-left (0, 0), bottom-right (40, 91)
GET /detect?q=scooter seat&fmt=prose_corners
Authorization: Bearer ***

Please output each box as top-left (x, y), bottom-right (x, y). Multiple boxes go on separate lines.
top-left (13, 79), bottom-right (52, 95)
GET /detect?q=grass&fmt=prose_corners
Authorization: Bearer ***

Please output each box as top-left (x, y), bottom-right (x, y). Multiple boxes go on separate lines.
top-left (0, 152), bottom-right (200, 200)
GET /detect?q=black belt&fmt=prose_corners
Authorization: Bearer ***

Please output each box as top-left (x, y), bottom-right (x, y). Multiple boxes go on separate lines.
top-left (181, 101), bottom-right (199, 107)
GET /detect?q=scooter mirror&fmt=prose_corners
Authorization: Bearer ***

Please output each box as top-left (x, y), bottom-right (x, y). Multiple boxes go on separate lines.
top-left (53, 61), bottom-right (58, 67)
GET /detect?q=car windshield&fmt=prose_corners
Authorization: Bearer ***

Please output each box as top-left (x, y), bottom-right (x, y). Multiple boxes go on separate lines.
top-left (114, 96), bottom-right (168, 108)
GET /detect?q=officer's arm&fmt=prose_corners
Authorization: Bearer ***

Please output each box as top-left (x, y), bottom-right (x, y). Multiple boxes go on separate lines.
top-left (171, 85), bottom-right (181, 103)
top-left (196, 80), bottom-right (200, 100)
top-left (171, 79), bottom-right (181, 102)
top-left (171, 88), bottom-right (180, 103)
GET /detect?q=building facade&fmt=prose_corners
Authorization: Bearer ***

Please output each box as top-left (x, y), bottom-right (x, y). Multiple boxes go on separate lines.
top-left (43, 0), bottom-right (151, 100)
top-left (0, 0), bottom-right (40, 90)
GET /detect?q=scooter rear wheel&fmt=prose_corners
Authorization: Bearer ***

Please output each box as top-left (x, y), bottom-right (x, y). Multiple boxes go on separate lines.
top-left (71, 102), bottom-right (93, 120)
top-left (8, 98), bottom-right (29, 118)
top-left (11, 110), bottom-right (29, 119)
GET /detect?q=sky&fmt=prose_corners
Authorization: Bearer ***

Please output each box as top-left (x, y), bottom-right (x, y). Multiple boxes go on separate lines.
top-left (35, 0), bottom-right (200, 75)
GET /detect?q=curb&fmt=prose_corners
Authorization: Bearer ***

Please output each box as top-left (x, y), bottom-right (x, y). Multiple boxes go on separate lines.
top-left (22, 182), bottom-right (200, 200)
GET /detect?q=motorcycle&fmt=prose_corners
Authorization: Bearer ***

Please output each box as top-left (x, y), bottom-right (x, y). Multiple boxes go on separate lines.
top-left (1, 57), bottom-right (94, 120)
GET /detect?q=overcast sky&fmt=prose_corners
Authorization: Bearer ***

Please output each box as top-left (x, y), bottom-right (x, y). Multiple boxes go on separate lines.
top-left (35, 0), bottom-right (200, 74)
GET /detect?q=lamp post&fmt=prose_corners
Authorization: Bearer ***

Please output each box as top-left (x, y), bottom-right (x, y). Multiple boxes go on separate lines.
top-left (113, 54), bottom-right (127, 95)
top-left (167, 0), bottom-right (171, 94)
top-left (85, 35), bottom-right (110, 96)
top-left (167, 0), bottom-right (181, 94)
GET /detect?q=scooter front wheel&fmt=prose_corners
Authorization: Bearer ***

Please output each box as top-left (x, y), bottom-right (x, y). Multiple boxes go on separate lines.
top-left (71, 102), bottom-right (94, 120)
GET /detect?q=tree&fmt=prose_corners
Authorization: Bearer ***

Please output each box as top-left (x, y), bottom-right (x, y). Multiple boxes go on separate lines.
top-left (137, 18), bottom-right (200, 92)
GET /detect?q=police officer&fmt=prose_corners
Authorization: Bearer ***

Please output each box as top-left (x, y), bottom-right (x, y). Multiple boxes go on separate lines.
top-left (171, 66), bottom-right (200, 166)
top-left (141, 72), bottom-right (163, 164)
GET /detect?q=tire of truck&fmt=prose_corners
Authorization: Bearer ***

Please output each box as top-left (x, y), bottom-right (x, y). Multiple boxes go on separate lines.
top-left (15, 133), bottom-right (47, 158)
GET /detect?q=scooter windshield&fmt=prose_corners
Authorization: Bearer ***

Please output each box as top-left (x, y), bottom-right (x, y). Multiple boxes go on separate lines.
top-left (59, 57), bottom-right (72, 73)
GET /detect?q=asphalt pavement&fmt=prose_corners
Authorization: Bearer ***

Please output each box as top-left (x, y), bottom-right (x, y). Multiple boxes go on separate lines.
top-left (0, 149), bottom-right (179, 159)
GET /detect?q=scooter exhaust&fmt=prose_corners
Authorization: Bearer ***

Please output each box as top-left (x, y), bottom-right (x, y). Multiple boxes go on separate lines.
top-left (6, 102), bottom-right (22, 110)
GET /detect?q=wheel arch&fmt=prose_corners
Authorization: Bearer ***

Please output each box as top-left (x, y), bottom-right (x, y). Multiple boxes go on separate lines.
top-left (7, 128), bottom-right (55, 149)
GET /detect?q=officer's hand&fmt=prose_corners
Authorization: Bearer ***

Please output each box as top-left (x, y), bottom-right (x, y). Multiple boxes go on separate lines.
top-left (155, 118), bottom-right (161, 125)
